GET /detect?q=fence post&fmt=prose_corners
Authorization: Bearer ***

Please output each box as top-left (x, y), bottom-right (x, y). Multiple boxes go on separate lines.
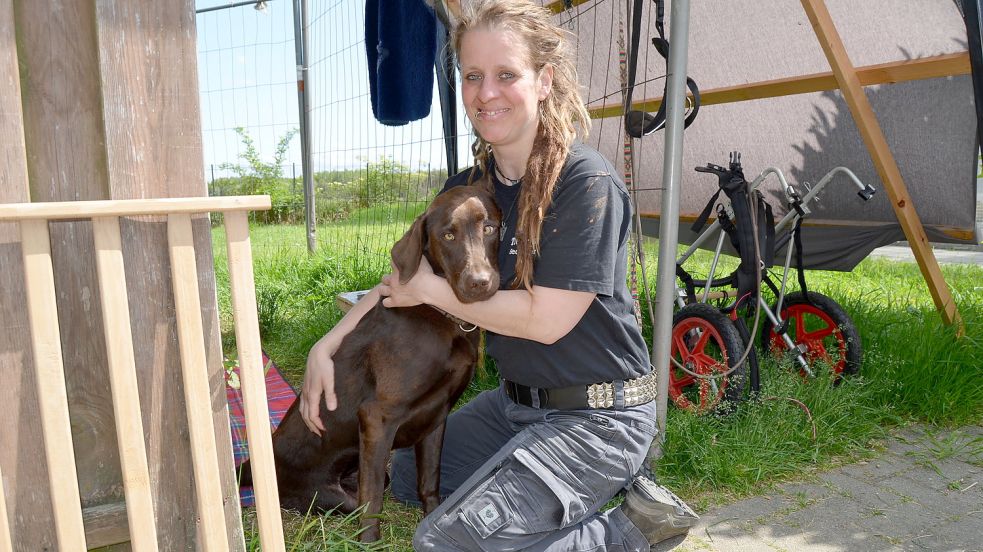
top-left (293, 0), bottom-right (315, 253)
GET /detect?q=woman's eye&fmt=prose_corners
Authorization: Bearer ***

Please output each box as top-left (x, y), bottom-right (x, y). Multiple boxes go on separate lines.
top-left (499, 71), bottom-right (515, 80)
top-left (465, 73), bottom-right (482, 81)
top-left (443, 232), bottom-right (455, 241)
top-left (483, 225), bottom-right (496, 236)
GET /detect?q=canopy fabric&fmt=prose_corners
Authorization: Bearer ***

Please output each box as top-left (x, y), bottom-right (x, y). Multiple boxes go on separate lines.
top-left (562, 0), bottom-right (978, 270)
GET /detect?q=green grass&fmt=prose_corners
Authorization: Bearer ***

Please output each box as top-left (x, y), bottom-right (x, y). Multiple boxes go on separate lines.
top-left (215, 221), bottom-right (983, 550)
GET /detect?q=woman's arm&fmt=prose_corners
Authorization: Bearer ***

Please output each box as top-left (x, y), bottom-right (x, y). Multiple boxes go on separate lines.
top-left (300, 285), bottom-right (382, 435)
top-left (380, 259), bottom-right (594, 345)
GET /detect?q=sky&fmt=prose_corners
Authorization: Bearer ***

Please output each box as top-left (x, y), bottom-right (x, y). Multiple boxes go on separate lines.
top-left (194, 0), bottom-right (470, 181)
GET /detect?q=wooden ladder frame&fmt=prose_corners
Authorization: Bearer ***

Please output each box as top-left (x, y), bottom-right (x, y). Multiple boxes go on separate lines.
top-left (0, 196), bottom-right (285, 551)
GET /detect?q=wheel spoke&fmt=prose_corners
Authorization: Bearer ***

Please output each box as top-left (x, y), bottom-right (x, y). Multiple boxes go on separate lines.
top-left (674, 373), bottom-right (696, 387)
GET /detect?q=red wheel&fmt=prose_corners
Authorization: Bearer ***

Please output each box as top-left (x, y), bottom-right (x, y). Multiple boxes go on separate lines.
top-left (762, 291), bottom-right (862, 381)
top-left (670, 304), bottom-right (746, 414)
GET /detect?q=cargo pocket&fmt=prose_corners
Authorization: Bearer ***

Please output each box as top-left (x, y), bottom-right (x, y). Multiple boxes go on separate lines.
top-left (510, 447), bottom-right (589, 532)
top-left (459, 479), bottom-right (513, 539)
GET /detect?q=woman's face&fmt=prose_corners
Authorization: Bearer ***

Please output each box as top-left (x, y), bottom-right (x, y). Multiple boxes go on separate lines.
top-left (458, 27), bottom-right (553, 155)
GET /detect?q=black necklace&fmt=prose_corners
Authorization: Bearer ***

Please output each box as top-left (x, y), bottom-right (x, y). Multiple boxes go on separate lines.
top-left (495, 164), bottom-right (522, 242)
top-left (495, 164), bottom-right (523, 186)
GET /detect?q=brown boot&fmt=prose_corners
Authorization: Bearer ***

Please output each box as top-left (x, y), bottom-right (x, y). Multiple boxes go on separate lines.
top-left (621, 476), bottom-right (698, 548)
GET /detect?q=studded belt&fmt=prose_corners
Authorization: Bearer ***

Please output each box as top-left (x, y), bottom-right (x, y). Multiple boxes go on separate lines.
top-left (502, 372), bottom-right (657, 410)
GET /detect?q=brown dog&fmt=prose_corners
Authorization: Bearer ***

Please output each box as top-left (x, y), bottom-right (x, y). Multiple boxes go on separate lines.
top-left (244, 183), bottom-right (501, 542)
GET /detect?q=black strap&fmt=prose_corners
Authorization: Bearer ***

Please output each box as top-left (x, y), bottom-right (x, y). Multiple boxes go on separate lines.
top-left (691, 189), bottom-right (722, 234)
top-left (792, 216), bottom-right (812, 305)
top-left (675, 263), bottom-right (697, 304)
top-left (503, 380), bottom-right (591, 410)
top-left (623, 0), bottom-right (700, 138)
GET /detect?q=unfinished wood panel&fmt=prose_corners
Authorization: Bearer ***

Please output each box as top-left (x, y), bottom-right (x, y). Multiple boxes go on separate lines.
top-left (19, 219), bottom-right (86, 550)
top-left (81, 501), bottom-right (129, 549)
top-left (0, 0), bottom-right (26, 191)
top-left (225, 212), bottom-right (286, 551)
top-left (92, 217), bottom-right (159, 552)
top-left (167, 214), bottom-right (230, 552)
top-left (95, 0), bottom-right (245, 545)
top-left (14, 3), bottom-right (127, 547)
top-left (0, 0), bottom-right (54, 549)
top-left (800, 0), bottom-right (962, 328)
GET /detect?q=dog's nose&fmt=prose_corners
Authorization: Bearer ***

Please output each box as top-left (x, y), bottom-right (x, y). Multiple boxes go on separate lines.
top-left (470, 274), bottom-right (491, 290)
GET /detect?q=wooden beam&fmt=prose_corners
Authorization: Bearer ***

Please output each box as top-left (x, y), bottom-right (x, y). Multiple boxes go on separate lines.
top-left (0, 195), bottom-right (271, 221)
top-left (82, 501), bottom-right (130, 549)
top-left (545, 0), bottom-right (590, 14)
top-left (224, 211), bottom-right (286, 552)
top-left (800, 0), bottom-right (961, 328)
top-left (590, 52), bottom-right (971, 119)
top-left (167, 213), bottom-right (231, 552)
top-left (19, 219), bottom-right (87, 550)
top-left (93, 216), bottom-right (160, 552)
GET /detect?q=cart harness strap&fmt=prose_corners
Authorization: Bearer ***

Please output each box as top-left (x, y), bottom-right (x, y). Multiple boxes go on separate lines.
top-left (688, 154), bottom-right (774, 305)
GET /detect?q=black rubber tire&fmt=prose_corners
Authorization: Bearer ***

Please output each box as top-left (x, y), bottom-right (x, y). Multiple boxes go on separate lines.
top-left (669, 303), bottom-right (747, 414)
top-left (761, 291), bottom-right (862, 381)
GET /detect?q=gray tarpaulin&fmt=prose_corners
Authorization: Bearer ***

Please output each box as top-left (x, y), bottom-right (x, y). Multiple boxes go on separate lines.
top-left (561, 0), bottom-right (979, 271)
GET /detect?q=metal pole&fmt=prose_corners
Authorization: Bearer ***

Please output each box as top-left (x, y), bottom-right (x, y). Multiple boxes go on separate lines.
top-left (435, 22), bottom-right (458, 176)
top-left (293, 0), bottom-right (315, 252)
top-left (650, 0), bottom-right (691, 463)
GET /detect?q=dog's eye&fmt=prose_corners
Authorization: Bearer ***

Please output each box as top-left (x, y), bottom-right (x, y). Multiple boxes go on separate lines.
top-left (443, 232), bottom-right (455, 241)
top-left (483, 225), bottom-right (496, 236)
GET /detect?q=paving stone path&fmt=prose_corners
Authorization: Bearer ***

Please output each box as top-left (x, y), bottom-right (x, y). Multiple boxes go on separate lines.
top-left (668, 425), bottom-right (983, 552)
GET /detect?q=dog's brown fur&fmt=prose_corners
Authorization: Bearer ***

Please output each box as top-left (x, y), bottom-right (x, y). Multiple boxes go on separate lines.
top-left (243, 183), bottom-right (501, 542)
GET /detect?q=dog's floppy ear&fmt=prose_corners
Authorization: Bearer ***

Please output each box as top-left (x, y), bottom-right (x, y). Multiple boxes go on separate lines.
top-left (391, 214), bottom-right (427, 284)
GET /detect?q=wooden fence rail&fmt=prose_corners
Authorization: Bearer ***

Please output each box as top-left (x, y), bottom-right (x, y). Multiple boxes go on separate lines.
top-left (0, 196), bottom-right (284, 551)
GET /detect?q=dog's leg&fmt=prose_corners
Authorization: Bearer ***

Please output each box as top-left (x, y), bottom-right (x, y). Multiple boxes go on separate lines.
top-left (414, 418), bottom-right (448, 515)
top-left (356, 402), bottom-right (399, 543)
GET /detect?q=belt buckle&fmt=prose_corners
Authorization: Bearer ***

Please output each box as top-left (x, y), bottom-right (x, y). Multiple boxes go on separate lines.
top-left (587, 382), bottom-right (614, 408)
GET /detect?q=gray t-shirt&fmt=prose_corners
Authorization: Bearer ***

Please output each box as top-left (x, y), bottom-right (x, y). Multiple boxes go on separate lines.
top-left (442, 143), bottom-right (651, 388)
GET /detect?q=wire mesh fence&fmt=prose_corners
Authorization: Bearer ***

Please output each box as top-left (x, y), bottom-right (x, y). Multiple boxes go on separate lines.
top-left (197, 0), bottom-right (467, 271)
top-left (194, 0), bottom-right (668, 267)
top-left (196, 0), bottom-right (302, 213)
top-left (306, 0), bottom-right (457, 267)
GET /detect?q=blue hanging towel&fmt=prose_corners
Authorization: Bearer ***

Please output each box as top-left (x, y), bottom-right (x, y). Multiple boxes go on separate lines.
top-left (365, 0), bottom-right (437, 126)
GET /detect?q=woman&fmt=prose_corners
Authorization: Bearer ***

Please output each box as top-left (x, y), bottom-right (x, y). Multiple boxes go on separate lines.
top-left (300, 0), bottom-right (696, 549)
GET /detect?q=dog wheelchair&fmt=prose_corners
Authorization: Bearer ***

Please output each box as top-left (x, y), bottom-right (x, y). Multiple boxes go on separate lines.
top-left (667, 152), bottom-right (876, 413)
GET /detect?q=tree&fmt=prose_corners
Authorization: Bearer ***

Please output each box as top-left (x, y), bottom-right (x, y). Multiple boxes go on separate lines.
top-left (219, 126), bottom-right (298, 194)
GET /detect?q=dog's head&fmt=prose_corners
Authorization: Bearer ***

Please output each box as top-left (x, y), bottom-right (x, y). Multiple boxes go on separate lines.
top-left (391, 182), bottom-right (501, 303)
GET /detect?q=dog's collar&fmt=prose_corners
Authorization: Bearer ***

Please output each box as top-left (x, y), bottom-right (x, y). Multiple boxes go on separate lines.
top-left (429, 305), bottom-right (479, 333)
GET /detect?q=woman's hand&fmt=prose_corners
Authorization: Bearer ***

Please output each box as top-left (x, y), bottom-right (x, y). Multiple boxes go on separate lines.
top-left (299, 339), bottom-right (338, 436)
top-left (380, 256), bottom-right (436, 308)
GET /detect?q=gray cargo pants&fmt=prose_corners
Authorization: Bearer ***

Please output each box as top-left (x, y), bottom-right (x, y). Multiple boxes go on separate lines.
top-left (391, 384), bottom-right (656, 551)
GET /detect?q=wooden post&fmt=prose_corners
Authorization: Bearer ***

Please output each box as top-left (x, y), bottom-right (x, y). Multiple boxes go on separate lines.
top-left (4, 0), bottom-right (245, 549)
top-left (800, 0), bottom-right (963, 329)
top-left (225, 211), bottom-right (286, 552)
top-left (19, 220), bottom-right (87, 550)
top-left (92, 217), bottom-right (160, 552)
top-left (168, 214), bottom-right (231, 552)
top-left (0, 0), bottom-right (51, 546)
